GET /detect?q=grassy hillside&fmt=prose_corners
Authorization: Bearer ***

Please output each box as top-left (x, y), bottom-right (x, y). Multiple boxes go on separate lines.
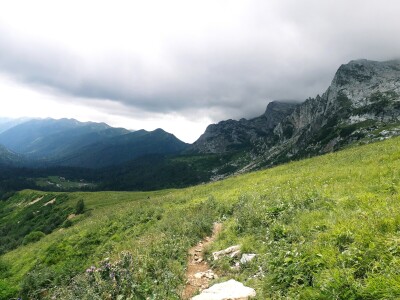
top-left (2, 137), bottom-right (400, 299)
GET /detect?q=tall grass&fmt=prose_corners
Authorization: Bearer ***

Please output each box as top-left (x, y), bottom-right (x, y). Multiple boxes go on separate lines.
top-left (2, 137), bottom-right (400, 299)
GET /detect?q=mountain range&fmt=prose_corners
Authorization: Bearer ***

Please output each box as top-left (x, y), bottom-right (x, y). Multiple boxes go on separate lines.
top-left (1, 59), bottom-right (400, 191)
top-left (0, 118), bottom-right (188, 168)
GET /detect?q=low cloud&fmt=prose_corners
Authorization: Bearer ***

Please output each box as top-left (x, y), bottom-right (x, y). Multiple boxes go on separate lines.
top-left (1, 0), bottom-right (400, 123)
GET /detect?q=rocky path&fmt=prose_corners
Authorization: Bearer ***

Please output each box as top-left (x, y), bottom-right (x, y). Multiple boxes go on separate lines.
top-left (182, 222), bottom-right (222, 299)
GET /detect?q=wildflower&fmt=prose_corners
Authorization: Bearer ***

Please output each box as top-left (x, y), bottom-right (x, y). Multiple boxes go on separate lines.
top-left (86, 266), bottom-right (96, 273)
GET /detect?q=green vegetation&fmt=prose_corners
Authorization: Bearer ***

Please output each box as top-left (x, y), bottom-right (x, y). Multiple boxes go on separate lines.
top-left (0, 193), bottom-right (73, 255)
top-left (22, 231), bottom-right (45, 245)
top-left (2, 137), bottom-right (400, 299)
top-left (35, 176), bottom-right (95, 190)
top-left (75, 199), bottom-right (85, 215)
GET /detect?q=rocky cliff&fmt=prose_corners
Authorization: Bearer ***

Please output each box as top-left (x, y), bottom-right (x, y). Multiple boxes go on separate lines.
top-left (191, 101), bottom-right (298, 153)
top-left (272, 59), bottom-right (400, 160)
top-left (192, 59), bottom-right (400, 175)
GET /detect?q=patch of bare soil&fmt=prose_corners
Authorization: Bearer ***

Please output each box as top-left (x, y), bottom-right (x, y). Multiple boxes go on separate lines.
top-left (43, 198), bottom-right (56, 206)
top-left (182, 222), bottom-right (222, 300)
top-left (27, 196), bottom-right (44, 206)
top-left (67, 213), bottom-right (76, 220)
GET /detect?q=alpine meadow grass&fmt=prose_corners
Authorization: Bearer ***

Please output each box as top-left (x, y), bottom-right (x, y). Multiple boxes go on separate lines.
top-left (2, 137), bottom-right (400, 299)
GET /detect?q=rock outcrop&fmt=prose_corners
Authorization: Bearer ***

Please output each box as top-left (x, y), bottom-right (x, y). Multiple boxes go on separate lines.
top-left (272, 59), bottom-right (400, 159)
top-left (191, 279), bottom-right (256, 300)
top-left (191, 101), bottom-right (298, 153)
top-left (191, 59), bottom-right (400, 174)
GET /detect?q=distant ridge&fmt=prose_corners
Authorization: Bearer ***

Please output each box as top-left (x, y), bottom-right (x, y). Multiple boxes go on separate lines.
top-left (0, 118), bottom-right (188, 168)
top-left (191, 101), bottom-right (298, 153)
top-left (54, 127), bottom-right (189, 168)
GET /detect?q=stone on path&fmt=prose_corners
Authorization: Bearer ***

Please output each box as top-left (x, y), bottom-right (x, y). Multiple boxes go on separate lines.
top-left (191, 279), bottom-right (256, 300)
top-left (193, 269), bottom-right (217, 280)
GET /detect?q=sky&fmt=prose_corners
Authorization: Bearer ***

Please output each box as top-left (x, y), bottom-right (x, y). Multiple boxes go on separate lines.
top-left (1, 0), bottom-right (400, 143)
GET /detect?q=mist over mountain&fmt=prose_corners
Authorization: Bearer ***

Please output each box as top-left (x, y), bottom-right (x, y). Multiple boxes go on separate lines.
top-left (0, 117), bottom-right (30, 134)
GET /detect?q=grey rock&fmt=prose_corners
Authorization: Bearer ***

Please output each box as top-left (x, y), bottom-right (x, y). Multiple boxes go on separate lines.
top-left (213, 245), bottom-right (241, 260)
top-left (190, 59), bottom-right (400, 177)
top-left (191, 279), bottom-right (256, 300)
top-left (191, 101), bottom-right (298, 154)
top-left (194, 269), bottom-right (217, 280)
top-left (240, 253), bottom-right (256, 264)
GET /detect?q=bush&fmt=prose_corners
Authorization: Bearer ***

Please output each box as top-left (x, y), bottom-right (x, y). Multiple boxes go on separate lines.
top-left (75, 199), bottom-right (85, 215)
top-left (22, 231), bottom-right (45, 245)
top-left (51, 250), bottom-right (184, 300)
top-left (62, 219), bottom-right (73, 228)
top-left (20, 267), bottom-right (57, 299)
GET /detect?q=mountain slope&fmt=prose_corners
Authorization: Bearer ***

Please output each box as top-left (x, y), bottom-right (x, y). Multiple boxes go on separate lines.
top-left (191, 101), bottom-right (298, 153)
top-left (0, 144), bottom-right (24, 166)
top-left (0, 119), bottom-right (189, 169)
top-left (2, 136), bottom-right (400, 299)
top-left (54, 128), bottom-right (189, 168)
top-left (192, 59), bottom-right (400, 173)
top-left (271, 59), bottom-right (400, 161)
top-left (0, 118), bottom-right (30, 134)
top-left (0, 118), bottom-right (129, 159)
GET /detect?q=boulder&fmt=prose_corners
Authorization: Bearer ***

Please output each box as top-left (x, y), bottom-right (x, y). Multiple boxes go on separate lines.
top-left (191, 279), bottom-right (256, 300)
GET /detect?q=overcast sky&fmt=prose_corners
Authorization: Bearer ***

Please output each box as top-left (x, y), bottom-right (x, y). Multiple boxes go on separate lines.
top-left (1, 0), bottom-right (400, 142)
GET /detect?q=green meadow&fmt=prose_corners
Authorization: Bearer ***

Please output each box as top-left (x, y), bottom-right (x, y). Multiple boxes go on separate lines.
top-left (2, 137), bottom-right (400, 299)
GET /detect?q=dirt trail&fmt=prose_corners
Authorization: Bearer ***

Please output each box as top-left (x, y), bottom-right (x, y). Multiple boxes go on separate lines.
top-left (182, 222), bottom-right (222, 299)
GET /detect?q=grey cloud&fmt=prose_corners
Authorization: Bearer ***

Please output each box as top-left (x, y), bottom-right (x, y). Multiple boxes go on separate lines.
top-left (1, 0), bottom-right (400, 122)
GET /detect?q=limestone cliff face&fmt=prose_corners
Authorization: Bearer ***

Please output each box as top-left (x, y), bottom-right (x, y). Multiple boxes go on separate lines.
top-left (274, 60), bottom-right (400, 156)
top-left (192, 59), bottom-right (400, 176)
top-left (191, 101), bottom-right (298, 153)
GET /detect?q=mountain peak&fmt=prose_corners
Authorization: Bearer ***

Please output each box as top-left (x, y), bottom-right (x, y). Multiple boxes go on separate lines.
top-left (263, 101), bottom-right (299, 130)
top-left (191, 101), bottom-right (298, 153)
top-left (333, 59), bottom-right (400, 87)
top-left (152, 128), bottom-right (167, 134)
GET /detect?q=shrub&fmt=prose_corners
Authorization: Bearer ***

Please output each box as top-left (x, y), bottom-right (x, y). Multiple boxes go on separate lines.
top-left (20, 267), bottom-right (57, 299)
top-left (51, 250), bottom-right (183, 300)
top-left (62, 219), bottom-right (73, 228)
top-left (22, 231), bottom-right (45, 245)
top-left (75, 199), bottom-right (85, 215)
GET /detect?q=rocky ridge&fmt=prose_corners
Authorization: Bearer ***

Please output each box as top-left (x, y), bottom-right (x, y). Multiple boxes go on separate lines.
top-left (191, 59), bottom-right (400, 175)
top-left (191, 101), bottom-right (298, 154)
top-left (271, 59), bottom-right (400, 161)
